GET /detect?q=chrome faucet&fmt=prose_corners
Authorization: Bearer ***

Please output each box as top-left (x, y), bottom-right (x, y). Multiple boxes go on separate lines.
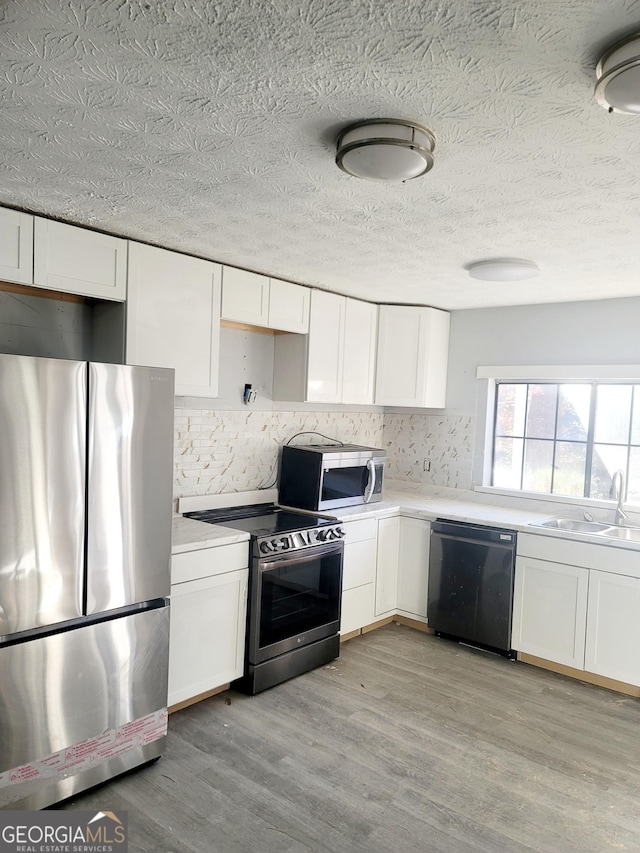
top-left (610, 469), bottom-right (629, 526)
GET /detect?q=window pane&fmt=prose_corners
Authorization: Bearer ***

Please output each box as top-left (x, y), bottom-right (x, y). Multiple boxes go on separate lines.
top-left (590, 444), bottom-right (628, 499)
top-left (552, 441), bottom-right (586, 496)
top-left (628, 447), bottom-right (640, 501)
top-left (493, 437), bottom-right (523, 488)
top-left (522, 439), bottom-right (553, 493)
top-left (594, 385), bottom-right (632, 444)
top-left (631, 386), bottom-right (640, 445)
top-left (525, 385), bottom-right (557, 439)
top-left (557, 385), bottom-right (591, 441)
top-left (495, 384), bottom-right (527, 437)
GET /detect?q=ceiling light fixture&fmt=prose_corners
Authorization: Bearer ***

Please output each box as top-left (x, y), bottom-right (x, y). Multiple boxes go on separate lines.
top-left (335, 119), bottom-right (435, 182)
top-left (467, 258), bottom-right (540, 282)
top-left (595, 31), bottom-right (640, 113)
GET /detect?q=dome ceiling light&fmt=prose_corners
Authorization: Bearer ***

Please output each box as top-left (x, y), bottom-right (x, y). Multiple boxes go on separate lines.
top-left (595, 31), bottom-right (640, 114)
top-left (335, 119), bottom-right (436, 182)
top-left (467, 258), bottom-right (540, 282)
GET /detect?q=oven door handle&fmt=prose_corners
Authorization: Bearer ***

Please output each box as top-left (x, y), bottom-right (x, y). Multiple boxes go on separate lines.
top-left (363, 458), bottom-right (377, 503)
top-left (258, 540), bottom-right (343, 570)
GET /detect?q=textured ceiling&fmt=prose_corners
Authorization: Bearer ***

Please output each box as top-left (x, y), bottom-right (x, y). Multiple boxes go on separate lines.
top-left (1, 0), bottom-right (640, 310)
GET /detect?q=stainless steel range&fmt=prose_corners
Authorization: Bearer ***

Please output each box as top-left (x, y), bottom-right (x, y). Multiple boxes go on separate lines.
top-left (184, 501), bottom-right (345, 695)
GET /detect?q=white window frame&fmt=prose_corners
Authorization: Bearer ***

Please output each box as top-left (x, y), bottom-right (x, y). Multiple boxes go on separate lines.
top-left (474, 365), bottom-right (640, 509)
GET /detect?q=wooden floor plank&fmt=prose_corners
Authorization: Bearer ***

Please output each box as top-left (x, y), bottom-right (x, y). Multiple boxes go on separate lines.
top-left (60, 624), bottom-right (640, 852)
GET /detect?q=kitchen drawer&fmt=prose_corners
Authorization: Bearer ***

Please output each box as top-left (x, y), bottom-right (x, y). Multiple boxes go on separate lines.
top-left (341, 517), bottom-right (377, 544)
top-left (171, 542), bottom-right (248, 585)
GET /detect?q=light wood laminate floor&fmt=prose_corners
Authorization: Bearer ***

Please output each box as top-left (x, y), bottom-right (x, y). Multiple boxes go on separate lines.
top-left (60, 624), bottom-right (640, 852)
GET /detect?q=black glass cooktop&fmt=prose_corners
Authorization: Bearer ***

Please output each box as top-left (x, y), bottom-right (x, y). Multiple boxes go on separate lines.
top-left (184, 503), bottom-right (336, 538)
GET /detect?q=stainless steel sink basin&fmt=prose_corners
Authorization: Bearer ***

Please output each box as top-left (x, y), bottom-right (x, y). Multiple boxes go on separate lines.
top-left (532, 518), bottom-right (614, 533)
top-left (600, 526), bottom-right (640, 542)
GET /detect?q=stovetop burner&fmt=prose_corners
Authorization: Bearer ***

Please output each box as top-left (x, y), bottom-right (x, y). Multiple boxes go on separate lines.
top-left (185, 503), bottom-right (336, 536)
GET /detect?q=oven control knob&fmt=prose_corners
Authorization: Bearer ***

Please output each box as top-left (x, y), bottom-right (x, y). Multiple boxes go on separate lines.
top-left (273, 536), bottom-right (291, 551)
top-left (315, 529), bottom-right (329, 542)
top-left (335, 526), bottom-right (346, 539)
top-left (259, 540), bottom-right (273, 554)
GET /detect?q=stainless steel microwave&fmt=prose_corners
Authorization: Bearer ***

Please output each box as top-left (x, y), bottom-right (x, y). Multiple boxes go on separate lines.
top-left (278, 444), bottom-right (386, 511)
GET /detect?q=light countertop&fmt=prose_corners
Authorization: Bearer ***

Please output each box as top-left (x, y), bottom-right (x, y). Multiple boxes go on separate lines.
top-left (172, 482), bottom-right (640, 554)
top-left (172, 515), bottom-right (250, 554)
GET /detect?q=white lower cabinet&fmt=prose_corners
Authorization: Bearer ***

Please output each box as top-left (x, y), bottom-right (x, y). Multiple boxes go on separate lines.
top-left (375, 516), bottom-right (399, 617)
top-left (168, 543), bottom-right (248, 707)
top-left (512, 555), bottom-right (588, 669)
top-left (585, 570), bottom-right (640, 685)
top-left (340, 518), bottom-right (377, 634)
top-left (513, 532), bottom-right (640, 686)
top-left (396, 517), bottom-right (430, 621)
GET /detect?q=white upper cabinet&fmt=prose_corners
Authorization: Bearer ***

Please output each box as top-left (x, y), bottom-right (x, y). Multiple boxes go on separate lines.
top-left (306, 289), bottom-right (345, 403)
top-left (0, 208), bottom-right (33, 284)
top-left (273, 291), bottom-right (377, 405)
top-left (221, 267), bottom-right (270, 326)
top-left (375, 305), bottom-right (450, 408)
top-left (126, 242), bottom-right (222, 396)
top-left (342, 298), bottom-right (378, 405)
top-left (268, 278), bottom-right (310, 333)
top-left (34, 218), bottom-right (127, 301)
top-left (221, 266), bottom-right (310, 333)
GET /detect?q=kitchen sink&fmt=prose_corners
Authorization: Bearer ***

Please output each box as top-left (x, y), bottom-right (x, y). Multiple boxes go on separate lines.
top-left (600, 526), bottom-right (640, 542)
top-left (532, 518), bottom-right (614, 533)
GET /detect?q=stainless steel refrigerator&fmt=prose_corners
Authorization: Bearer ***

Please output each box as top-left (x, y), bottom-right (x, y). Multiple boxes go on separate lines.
top-left (0, 354), bottom-right (174, 810)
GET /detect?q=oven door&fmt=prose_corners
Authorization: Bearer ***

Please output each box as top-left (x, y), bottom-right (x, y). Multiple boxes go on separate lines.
top-left (318, 458), bottom-right (384, 510)
top-left (248, 541), bottom-right (343, 665)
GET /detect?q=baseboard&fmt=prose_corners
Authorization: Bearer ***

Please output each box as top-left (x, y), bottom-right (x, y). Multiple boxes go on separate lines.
top-left (518, 653), bottom-right (640, 698)
top-left (362, 616), bottom-right (395, 634)
top-left (393, 615), bottom-right (432, 633)
top-left (168, 683), bottom-right (231, 713)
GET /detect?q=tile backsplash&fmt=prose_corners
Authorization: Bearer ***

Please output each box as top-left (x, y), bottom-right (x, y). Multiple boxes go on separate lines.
top-left (174, 409), bottom-right (385, 500)
top-left (174, 406), bottom-right (476, 502)
top-left (382, 413), bottom-right (475, 490)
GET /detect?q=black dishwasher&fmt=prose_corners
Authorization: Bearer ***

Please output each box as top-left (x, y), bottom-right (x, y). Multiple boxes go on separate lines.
top-left (428, 519), bottom-right (517, 656)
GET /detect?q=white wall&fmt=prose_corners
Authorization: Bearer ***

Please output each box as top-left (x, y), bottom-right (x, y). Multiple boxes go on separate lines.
top-left (446, 295), bottom-right (640, 415)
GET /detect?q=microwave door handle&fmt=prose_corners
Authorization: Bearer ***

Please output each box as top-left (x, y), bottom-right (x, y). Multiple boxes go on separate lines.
top-left (364, 459), bottom-right (376, 503)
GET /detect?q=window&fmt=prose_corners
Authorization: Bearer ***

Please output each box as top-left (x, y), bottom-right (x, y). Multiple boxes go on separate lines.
top-left (491, 382), bottom-right (640, 501)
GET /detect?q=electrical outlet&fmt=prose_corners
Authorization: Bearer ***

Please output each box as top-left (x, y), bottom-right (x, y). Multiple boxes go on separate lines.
top-left (423, 458), bottom-right (431, 472)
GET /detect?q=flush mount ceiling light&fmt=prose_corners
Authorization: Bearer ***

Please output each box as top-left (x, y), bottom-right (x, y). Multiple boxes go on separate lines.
top-left (467, 258), bottom-right (540, 282)
top-left (335, 119), bottom-right (436, 182)
top-left (595, 31), bottom-right (640, 113)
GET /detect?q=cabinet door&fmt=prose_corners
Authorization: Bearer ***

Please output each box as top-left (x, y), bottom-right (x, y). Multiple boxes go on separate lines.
top-left (127, 242), bottom-right (221, 396)
top-left (375, 516), bottom-right (399, 616)
top-left (585, 570), bottom-right (640, 686)
top-left (342, 298), bottom-right (377, 404)
top-left (397, 517), bottom-right (430, 619)
top-left (0, 208), bottom-right (33, 284)
top-left (168, 568), bottom-right (248, 706)
top-left (375, 305), bottom-right (449, 407)
top-left (342, 538), bottom-right (377, 591)
top-left (306, 290), bottom-right (345, 403)
top-left (268, 279), bottom-right (310, 333)
top-left (221, 267), bottom-right (269, 326)
top-left (340, 584), bottom-right (375, 635)
top-left (512, 556), bottom-right (588, 669)
top-left (34, 218), bottom-right (127, 300)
